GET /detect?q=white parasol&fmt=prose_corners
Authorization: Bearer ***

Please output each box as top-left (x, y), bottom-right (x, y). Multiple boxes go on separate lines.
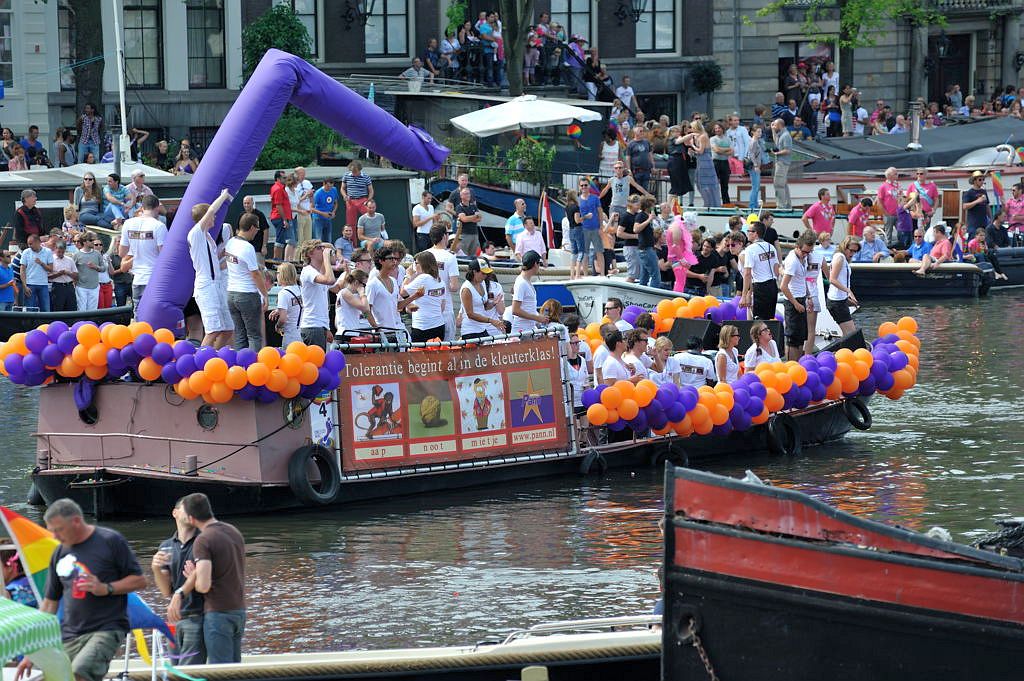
top-left (450, 95), bottom-right (602, 137)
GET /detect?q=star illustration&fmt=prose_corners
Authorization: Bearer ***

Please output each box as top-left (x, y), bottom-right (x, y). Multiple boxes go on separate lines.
top-left (519, 373), bottom-right (543, 423)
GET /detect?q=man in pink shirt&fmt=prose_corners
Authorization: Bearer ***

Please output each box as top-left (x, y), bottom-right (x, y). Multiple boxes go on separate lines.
top-left (913, 224), bottom-right (952, 275)
top-left (847, 197), bottom-right (872, 237)
top-left (1005, 182), bottom-right (1024, 240)
top-left (801, 188), bottom-right (836, 234)
top-left (877, 167), bottom-right (901, 243)
top-left (909, 168), bottom-right (939, 226)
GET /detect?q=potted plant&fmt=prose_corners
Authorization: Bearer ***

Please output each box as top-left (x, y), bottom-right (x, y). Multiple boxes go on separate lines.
top-left (506, 137), bottom-right (555, 195)
top-left (690, 60), bottom-right (724, 112)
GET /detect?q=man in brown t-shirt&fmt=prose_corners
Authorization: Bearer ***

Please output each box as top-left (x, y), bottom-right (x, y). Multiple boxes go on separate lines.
top-left (180, 493), bottom-right (246, 664)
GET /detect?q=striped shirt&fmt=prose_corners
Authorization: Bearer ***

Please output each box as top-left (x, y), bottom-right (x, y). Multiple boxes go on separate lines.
top-left (341, 172), bottom-right (372, 199)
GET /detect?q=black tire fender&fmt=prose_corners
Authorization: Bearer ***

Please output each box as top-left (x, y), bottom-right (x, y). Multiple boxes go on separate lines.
top-left (767, 412), bottom-right (801, 456)
top-left (579, 449), bottom-right (608, 475)
top-left (650, 443), bottom-right (688, 469)
top-left (843, 397), bottom-right (872, 431)
top-left (288, 445), bottom-right (341, 506)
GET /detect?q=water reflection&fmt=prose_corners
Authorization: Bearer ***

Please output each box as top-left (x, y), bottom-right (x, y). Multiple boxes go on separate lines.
top-left (0, 297), bottom-right (1022, 651)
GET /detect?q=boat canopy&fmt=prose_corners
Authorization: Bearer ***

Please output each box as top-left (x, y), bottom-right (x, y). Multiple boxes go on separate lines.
top-left (798, 117), bottom-right (1024, 172)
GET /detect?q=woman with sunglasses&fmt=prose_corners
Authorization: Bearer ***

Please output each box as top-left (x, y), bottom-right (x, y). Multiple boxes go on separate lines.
top-left (744, 322), bottom-right (781, 371)
top-left (827, 235), bottom-right (861, 335)
top-left (73, 173), bottom-right (112, 229)
top-left (460, 257), bottom-right (505, 340)
top-left (715, 325), bottom-right (742, 384)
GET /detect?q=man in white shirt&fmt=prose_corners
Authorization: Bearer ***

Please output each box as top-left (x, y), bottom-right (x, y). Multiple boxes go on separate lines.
top-left (615, 76), bottom-right (636, 112)
top-left (511, 250), bottom-right (549, 335)
top-left (725, 114), bottom-right (751, 165)
top-left (187, 189), bottom-right (234, 348)
top-left (780, 232), bottom-right (815, 360)
top-left (20, 234), bottom-right (54, 311)
top-left (411, 191), bottom-right (435, 252)
top-left (854, 96), bottom-right (869, 136)
top-left (603, 297), bottom-right (633, 332)
top-left (294, 166), bottom-right (314, 243)
top-left (513, 217), bottom-right (547, 264)
top-left (675, 336), bottom-right (716, 387)
top-left (740, 221), bottom-right (781, 321)
top-left (426, 225), bottom-right (459, 341)
top-left (504, 198), bottom-right (528, 249)
top-left (298, 238), bottom-right (337, 349)
top-left (118, 194), bottom-right (167, 307)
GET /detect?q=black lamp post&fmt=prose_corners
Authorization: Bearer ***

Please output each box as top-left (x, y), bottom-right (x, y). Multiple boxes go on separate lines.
top-left (614, 0), bottom-right (649, 26)
top-left (342, 0), bottom-right (375, 30)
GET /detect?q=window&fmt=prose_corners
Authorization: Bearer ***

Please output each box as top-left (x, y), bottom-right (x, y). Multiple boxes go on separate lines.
top-left (0, 0), bottom-right (12, 88)
top-left (636, 93), bottom-right (677, 122)
top-left (550, 0), bottom-right (591, 44)
top-left (777, 40), bottom-right (835, 98)
top-left (58, 1), bottom-right (76, 90)
top-left (187, 127), bottom-right (218, 156)
top-left (278, 0), bottom-right (318, 57)
top-left (636, 0), bottom-right (675, 54)
top-left (365, 0), bottom-right (409, 57)
top-left (187, 0), bottom-right (225, 88)
top-left (124, 0), bottom-right (163, 89)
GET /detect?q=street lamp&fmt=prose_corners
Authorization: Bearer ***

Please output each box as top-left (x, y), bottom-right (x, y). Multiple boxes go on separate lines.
top-left (614, 0), bottom-right (649, 26)
top-left (343, 0), bottom-right (376, 30)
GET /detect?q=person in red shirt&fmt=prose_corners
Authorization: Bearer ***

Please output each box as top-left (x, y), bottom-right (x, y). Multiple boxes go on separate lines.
top-left (269, 171), bottom-right (296, 262)
top-left (14, 189), bottom-right (43, 246)
top-left (847, 197), bottom-right (872, 237)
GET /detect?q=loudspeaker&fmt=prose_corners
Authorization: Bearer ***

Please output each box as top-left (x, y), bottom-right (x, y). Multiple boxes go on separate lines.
top-left (667, 318), bottom-right (720, 352)
top-left (730, 319), bottom-right (783, 355)
top-left (816, 329), bottom-right (867, 354)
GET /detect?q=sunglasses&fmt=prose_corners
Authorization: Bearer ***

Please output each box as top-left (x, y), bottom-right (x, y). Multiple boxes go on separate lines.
top-left (604, 306), bottom-right (619, 311)
top-left (357, 258), bottom-right (371, 263)
top-left (384, 256), bottom-right (399, 261)
top-left (731, 333), bottom-right (740, 338)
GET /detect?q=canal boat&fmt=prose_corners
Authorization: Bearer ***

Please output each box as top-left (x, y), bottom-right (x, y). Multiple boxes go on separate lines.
top-left (844, 261), bottom-right (993, 298)
top-left (662, 466), bottom-right (1024, 681)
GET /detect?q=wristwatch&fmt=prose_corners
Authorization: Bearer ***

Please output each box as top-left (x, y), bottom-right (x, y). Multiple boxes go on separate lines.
top-left (174, 587), bottom-right (185, 597)
top-left (106, 583), bottom-right (114, 596)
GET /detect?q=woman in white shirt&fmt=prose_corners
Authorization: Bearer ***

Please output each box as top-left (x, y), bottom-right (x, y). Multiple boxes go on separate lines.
top-left (403, 250), bottom-right (448, 343)
top-left (649, 336), bottom-right (682, 386)
top-left (827, 235), bottom-right (861, 335)
top-left (366, 246), bottom-right (418, 341)
top-left (225, 214), bottom-right (268, 350)
top-left (601, 328), bottom-right (642, 386)
top-left (715, 324), bottom-right (741, 384)
top-left (744, 321), bottom-right (781, 371)
top-left (565, 329), bottom-right (591, 413)
top-left (270, 262), bottom-right (302, 348)
top-left (460, 257), bottom-right (505, 340)
top-left (333, 269), bottom-right (373, 335)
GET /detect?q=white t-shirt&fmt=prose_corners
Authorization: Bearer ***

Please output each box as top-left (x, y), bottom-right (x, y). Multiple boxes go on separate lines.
top-left (782, 250), bottom-right (808, 298)
top-left (299, 264), bottom-right (330, 329)
top-left (827, 252), bottom-right (851, 301)
top-left (366, 275), bottom-right (402, 330)
top-left (565, 356), bottom-right (590, 408)
top-left (336, 288), bottom-right (370, 332)
top-left (743, 240), bottom-right (779, 283)
top-left (405, 273), bottom-right (448, 330)
top-left (615, 85), bottom-right (635, 110)
top-left (275, 284), bottom-right (302, 340)
top-left (119, 215), bottom-right (166, 286)
top-left (287, 185), bottom-right (303, 213)
top-left (225, 237), bottom-right (260, 293)
top-left (601, 354), bottom-right (632, 383)
top-left (297, 179), bottom-right (313, 211)
top-left (460, 279), bottom-right (502, 336)
top-left (593, 344), bottom-right (610, 382)
top-left (510, 274), bottom-right (538, 334)
top-left (187, 223), bottom-right (219, 287)
top-left (854, 107), bottom-right (869, 135)
top-left (652, 355), bottom-right (682, 385)
top-left (624, 354), bottom-right (649, 379)
top-left (744, 341), bottom-right (781, 371)
top-left (804, 249), bottom-right (824, 295)
top-left (412, 204), bottom-right (435, 234)
top-left (675, 351), bottom-right (715, 387)
top-left (428, 247), bottom-right (459, 289)
top-left (716, 348), bottom-right (740, 383)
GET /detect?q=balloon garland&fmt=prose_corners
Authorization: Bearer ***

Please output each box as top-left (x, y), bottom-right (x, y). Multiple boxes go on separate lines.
top-left (582, 314), bottom-right (921, 437)
top-left (0, 321), bottom-right (346, 404)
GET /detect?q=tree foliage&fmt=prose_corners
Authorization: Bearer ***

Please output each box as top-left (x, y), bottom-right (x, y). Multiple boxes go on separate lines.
top-left (498, 0), bottom-right (536, 96)
top-left (241, 4), bottom-right (333, 171)
top-left (755, 0), bottom-right (945, 49)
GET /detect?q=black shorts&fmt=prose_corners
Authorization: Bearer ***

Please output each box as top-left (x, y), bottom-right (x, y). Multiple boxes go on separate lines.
top-left (783, 299), bottom-right (808, 346)
top-left (412, 324), bottom-right (446, 343)
top-left (183, 296), bottom-right (200, 318)
top-left (752, 280), bottom-right (778, 320)
top-left (827, 297), bottom-right (853, 324)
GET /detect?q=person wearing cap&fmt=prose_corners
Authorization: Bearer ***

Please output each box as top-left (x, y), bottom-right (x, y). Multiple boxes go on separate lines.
top-left (565, 35), bottom-right (587, 96)
top-left (508, 251), bottom-right (548, 335)
top-left (963, 170), bottom-right (990, 233)
top-left (740, 221), bottom-right (781, 320)
top-left (460, 257), bottom-right (505, 340)
top-left (311, 178), bottom-right (340, 244)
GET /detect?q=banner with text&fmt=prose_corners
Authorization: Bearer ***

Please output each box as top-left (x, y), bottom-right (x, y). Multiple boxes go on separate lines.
top-left (338, 338), bottom-right (568, 471)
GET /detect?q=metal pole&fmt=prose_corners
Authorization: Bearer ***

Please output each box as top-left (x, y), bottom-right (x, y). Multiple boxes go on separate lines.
top-left (110, 0), bottom-right (132, 168)
top-left (906, 101), bottom-right (923, 151)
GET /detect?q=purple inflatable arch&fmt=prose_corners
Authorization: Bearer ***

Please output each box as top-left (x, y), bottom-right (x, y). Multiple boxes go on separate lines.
top-left (137, 49), bottom-right (449, 332)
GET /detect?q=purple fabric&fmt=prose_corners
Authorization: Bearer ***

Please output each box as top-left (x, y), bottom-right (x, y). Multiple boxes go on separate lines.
top-left (138, 49), bottom-right (449, 332)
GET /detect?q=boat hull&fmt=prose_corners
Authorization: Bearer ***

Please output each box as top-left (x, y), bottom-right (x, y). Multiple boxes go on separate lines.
top-left (848, 262), bottom-right (988, 298)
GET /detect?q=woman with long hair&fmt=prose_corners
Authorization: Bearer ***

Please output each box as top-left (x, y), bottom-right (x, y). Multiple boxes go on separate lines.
top-left (715, 324), bottom-right (741, 383)
top-left (744, 321), bottom-right (781, 371)
top-left (403, 251), bottom-right (448, 342)
top-left (827, 235), bottom-right (861, 335)
top-left (460, 257), bottom-right (505, 340)
top-left (334, 268), bottom-right (374, 334)
top-left (681, 120), bottom-right (720, 208)
top-left (667, 125), bottom-right (694, 204)
top-left (270, 262), bottom-right (302, 347)
top-left (74, 171), bottom-right (112, 229)
top-left (173, 145), bottom-right (198, 175)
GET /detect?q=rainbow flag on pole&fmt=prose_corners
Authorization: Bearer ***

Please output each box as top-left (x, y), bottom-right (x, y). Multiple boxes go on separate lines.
top-left (991, 171), bottom-right (1005, 205)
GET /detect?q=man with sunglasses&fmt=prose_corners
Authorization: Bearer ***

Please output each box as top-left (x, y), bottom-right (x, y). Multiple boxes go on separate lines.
top-left (780, 231), bottom-right (816, 360)
top-left (740, 221), bottom-right (780, 321)
top-left (603, 297), bottom-right (632, 332)
top-left (905, 229), bottom-right (931, 262)
top-left (911, 168), bottom-right (939, 226)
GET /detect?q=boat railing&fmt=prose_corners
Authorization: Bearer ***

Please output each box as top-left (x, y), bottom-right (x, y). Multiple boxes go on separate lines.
top-left (33, 430), bottom-right (260, 474)
top-left (499, 615), bottom-right (662, 645)
top-left (331, 324), bottom-right (569, 352)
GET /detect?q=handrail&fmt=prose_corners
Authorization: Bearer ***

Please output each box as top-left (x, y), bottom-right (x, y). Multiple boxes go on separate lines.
top-left (33, 431), bottom-right (259, 447)
top-left (501, 615), bottom-right (661, 644)
top-left (332, 324), bottom-right (568, 352)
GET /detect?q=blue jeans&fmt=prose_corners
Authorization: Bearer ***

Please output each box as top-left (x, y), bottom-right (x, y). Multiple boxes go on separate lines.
top-left (204, 609), bottom-right (245, 664)
top-left (273, 218), bottom-right (297, 246)
top-left (0, 302), bottom-right (11, 311)
top-left (104, 204), bottom-right (126, 221)
top-left (312, 217), bottom-right (333, 243)
top-left (639, 247), bottom-right (659, 288)
top-left (77, 142), bottom-right (100, 164)
top-left (175, 614), bottom-right (206, 666)
top-left (80, 210), bottom-right (113, 230)
top-left (25, 284), bottom-right (50, 311)
top-left (114, 282), bottom-right (132, 307)
top-left (748, 169), bottom-right (761, 209)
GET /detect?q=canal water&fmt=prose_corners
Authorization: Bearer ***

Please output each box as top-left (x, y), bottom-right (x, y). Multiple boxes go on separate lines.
top-left (0, 296), bottom-right (1021, 653)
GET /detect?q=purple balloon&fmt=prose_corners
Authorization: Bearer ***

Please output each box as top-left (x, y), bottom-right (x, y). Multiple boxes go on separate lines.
top-left (4, 354), bottom-right (24, 375)
top-left (746, 395), bottom-right (764, 416)
top-left (804, 372), bottom-right (821, 392)
top-left (70, 321), bottom-right (91, 334)
top-left (173, 340), bottom-right (197, 359)
top-left (322, 373), bottom-right (340, 392)
top-left (40, 345), bottom-right (64, 368)
top-left (678, 386), bottom-right (699, 411)
top-left (708, 307), bottom-right (724, 325)
top-left (161, 364), bottom-right (182, 385)
top-left (711, 421), bottom-right (734, 436)
top-left (236, 348), bottom-right (259, 368)
top-left (56, 331), bottom-right (78, 355)
top-left (596, 383), bottom-right (608, 395)
top-left (666, 402), bottom-right (686, 422)
top-left (658, 382), bottom-right (679, 403)
top-left (630, 412), bottom-right (649, 433)
top-left (888, 351), bottom-right (909, 371)
top-left (299, 383), bottom-right (321, 399)
top-left (46, 321), bottom-right (70, 342)
top-left (24, 371), bottom-right (49, 387)
top-left (733, 387), bottom-right (750, 408)
top-left (649, 413), bottom-right (669, 430)
top-left (175, 354), bottom-right (198, 377)
top-left (194, 347), bottom-right (217, 367)
top-left (869, 361), bottom-right (888, 380)
top-left (151, 342), bottom-right (175, 365)
top-left (581, 388), bottom-right (599, 408)
top-left (25, 330), bottom-right (49, 355)
top-left (608, 418), bottom-right (627, 431)
top-left (217, 347), bottom-right (238, 366)
top-left (120, 345), bottom-right (141, 367)
top-left (22, 353), bottom-right (44, 375)
top-left (133, 334), bottom-right (157, 358)
top-left (817, 368), bottom-right (835, 386)
top-left (876, 371), bottom-right (895, 392)
top-left (256, 387), bottom-right (278, 403)
top-left (316, 367), bottom-right (333, 388)
top-left (817, 351), bottom-right (838, 371)
top-left (858, 375), bottom-right (877, 396)
top-left (236, 384), bottom-right (259, 400)
top-left (107, 352), bottom-right (127, 375)
top-left (748, 382), bottom-right (767, 400)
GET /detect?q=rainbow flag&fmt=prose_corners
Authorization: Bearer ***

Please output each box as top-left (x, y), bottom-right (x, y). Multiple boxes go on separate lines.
top-left (992, 171), bottom-right (1005, 204)
top-left (0, 505), bottom-right (174, 644)
top-left (584, 175), bottom-right (602, 194)
top-left (1016, 146), bottom-right (1024, 164)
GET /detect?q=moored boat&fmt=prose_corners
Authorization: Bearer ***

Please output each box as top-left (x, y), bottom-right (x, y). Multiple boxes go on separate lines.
top-left (662, 466), bottom-right (1024, 680)
top-left (845, 261), bottom-right (992, 298)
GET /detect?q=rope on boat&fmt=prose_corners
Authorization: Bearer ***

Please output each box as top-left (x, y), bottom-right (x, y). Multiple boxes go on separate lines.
top-left (122, 641), bottom-right (661, 681)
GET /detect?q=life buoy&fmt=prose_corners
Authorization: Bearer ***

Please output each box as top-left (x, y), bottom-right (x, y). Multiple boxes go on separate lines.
top-left (767, 413), bottom-right (801, 456)
top-left (579, 449), bottom-right (608, 475)
top-left (287, 445), bottom-right (341, 506)
top-left (843, 397), bottom-right (872, 431)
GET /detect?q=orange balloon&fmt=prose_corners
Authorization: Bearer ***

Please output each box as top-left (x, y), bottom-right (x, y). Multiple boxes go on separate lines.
top-left (585, 322), bottom-right (601, 337)
top-left (758, 370), bottom-right (777, 391)
top-left (609, 380), bottom-right (632, 401)
top-left (697, 391), bottom-right (718, 412)
top-left (128, 321), bottom-right (154, 338)
top-left (305, 344), bottom-right (326, 367)
top-left (153, 328), bottom-right (176, 344)
top-left (77, 324), bottom-right (101, 347)
top-left (895, 339), bottom-right (918, 356)
top-left (257, 346), bottom-right (281, 370)
top-left (635, 382), bottom-right (656, 407)
top-left (886, 388), bottom-right (905, 401)
top-left (87, 343), bottom-right (109, 366)
top-left (841, 375), bottom-right (859, 394)
top-left (176, 378), bottom-right (198, 400)
top-left (853, 348), bottom-right (873, 364)
top-left (204, 358), bottom-right (228, 382)
top-left (896, 330), bottom-right (921, 348)
top-left (8, 333), bottom-right (27, 355)
top-left (587, 403), bottom-right (609, 425)
top-left (58, 357), bottom-right (84, 378)
top-left (267, 368), bottom-right (289, 392)
top-left (851, 360), bottom-right (870, 381)
top-left (298, 362), bottom-right (319, 386)
top-left (286, 341), bottom-right (307, 357)
top-left (601, 386), bottom-right (623, 409)
top-left (690, 403), bottom-right (710, 426)
top-left (209, 382), bottom-right (234, 403)
top-left (835, 348), bottom-right (855, 364)
top-left (673, 417), bottom-right (694, 437)
top-left (71, 344), bottom-right (92, 367)
top-left (710, 404), bottom-right (729, 426)
top-left (280, 379), bottom-right (301, 399)
top-left (674, 306), bottom-right (690, 319)
top-left (656, 299), bottom-right (673, 316)
top-left (774, 371), bottom-right (793, 394)
top-left (189, 371), bottom-right (212, 394)
top-left (100, 324), bottom-right (114, 347)
top-left (907, 353), bottom-right (919, 370)
top-left (878, 321), bottom-right (898, 337)
top-left (693, 417), bottom-right (714, 435)
top-left (280, 353), bottom-right (304, 378)
top-left (138, 357), bottom-right (162, 382)
top-left (835, 363), bottom-right (855, 384)
top-left (84, 365), bottom-right (108, 380)
top-left (764, 388), bottom-right (785, 412)
top-left (896, 316), bottom-right (918, 334)
top-left (246, 362), bottom-right (270, 386)
top-left (225, 365), bottom-right (248, 390)
top-left (893, 369), bottom-right (913, 391)
top-left (605, 408), bottom-right (619, 424)
top-left (619, 398), bottom-right (640, 420)
top-left (588, 338), bottom-right (601, 353)
top-left (825, 377), bottom-right (843, 400)
top-left (751, 405), bottom-right (770, 425)
top-left (787, 363), bottom-right (808, 386)
top-left (657, 316), bottom-right (673, 333)
top-left (108, 325), bottom-right (132, 349)
top-left (653, 425), bottom-right (673, 436)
